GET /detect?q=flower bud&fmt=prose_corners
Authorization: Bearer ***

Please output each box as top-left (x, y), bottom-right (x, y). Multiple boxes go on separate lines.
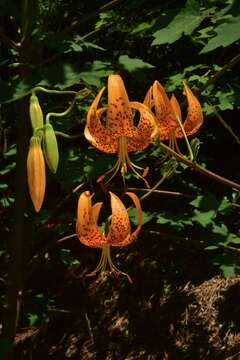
top-left (27, 136), bottom-right (46, 212)
top-left (29, 94), bottom-right (44, 130)
top-left (43, 123), bottom-right (59, 173)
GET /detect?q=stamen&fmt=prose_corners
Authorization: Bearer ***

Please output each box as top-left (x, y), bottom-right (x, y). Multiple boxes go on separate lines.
top-left (175, 114), bottom-right (194, 161)
top-left (86, 244), bottom-right (133, 283)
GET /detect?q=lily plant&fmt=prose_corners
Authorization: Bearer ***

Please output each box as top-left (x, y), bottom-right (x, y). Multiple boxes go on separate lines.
top-left (76, 190), bottom-right (142, 282)
top-left (144, 80), bottom-right (203, 160)
top-left (84, 74), bottom-right (158, 186)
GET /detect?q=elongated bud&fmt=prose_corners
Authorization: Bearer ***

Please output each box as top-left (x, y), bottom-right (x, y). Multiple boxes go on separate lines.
top-left (43, 123), bottom-right (59, 173)
top-left (29, 94), bottom-right (44, 130)
top-left (27, 136), bottom-right (46, 212)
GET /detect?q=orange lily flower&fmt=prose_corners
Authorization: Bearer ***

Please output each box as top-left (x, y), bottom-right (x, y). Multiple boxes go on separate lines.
top-left (84, 74), bottom-right (158, 185)
top-left (144, 80), bottom-right (203, 158)
top-left (76, 190), bottom-right (142, 282)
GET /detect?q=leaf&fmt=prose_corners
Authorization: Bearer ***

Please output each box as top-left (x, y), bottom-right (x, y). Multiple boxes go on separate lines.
top-left (0, 61), bottom-right (112, 103)
top-left (27, 313), bottom-right (39, 326)
top-left (152, 0), bottom-right (208, 45)
top-left (227, 233), bottom-right (240, 244)
top-left (215, 89), bottom-right (234, 111)
top-left (200, 16), bottom-right (240, 53)
top-left (205, 245), bottom-right (219, 250)
top-left (60, 249), bottom-right (80, 266)
top-left (0, 162), bottom-right (16, 175)
top-left (131, 20), bottom-right (156, 34)
top-left (192, 209), bottom-right (216, 227)
top-left (220, 264), bottom-right (236, 277)
top-left (190, 193), bottom-right (221, 211)
top-left (129, 208), bottom-right (155, 225)
top-left (118, 55), bottom-right (154, 73)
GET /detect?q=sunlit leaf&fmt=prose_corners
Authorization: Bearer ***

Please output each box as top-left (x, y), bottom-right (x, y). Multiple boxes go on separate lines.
top-left (200, 16), bottom-right (240, 53)
top-left (118, 55), bottom-right (154, 73)
top-left (152, 0), bottom-right (208, 45)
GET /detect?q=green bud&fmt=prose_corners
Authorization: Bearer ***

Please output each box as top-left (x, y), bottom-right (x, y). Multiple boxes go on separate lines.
top-left (29, 94), bottom-right (44, 130)
top-left (43, 123), bottom-right (59, 173)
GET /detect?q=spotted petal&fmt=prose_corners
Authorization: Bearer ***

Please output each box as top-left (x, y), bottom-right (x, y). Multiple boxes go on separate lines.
top-left (175, 83), bottom-right (203, 138)
top-left (127, 101), bottom-right (158, 152)
top-left (117, 192), bottom-right (142, 247)
top-left (76, 191), bottom-right (106, 248)
top-left (152, 81), bottom-right (178, 140)
top-left (84, 87), bottom-right (117, 153)
top-left (107, 192), bottom-right (131, 246)
top-left (143, 85), bottom-right (154, 109)
top-left (107, 74), bottom-right (135, 139)
top-left (170, 94), bottom-right (182, 122)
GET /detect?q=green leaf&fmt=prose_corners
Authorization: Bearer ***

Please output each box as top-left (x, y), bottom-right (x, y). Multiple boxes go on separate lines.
top-left (129, 208), bottom-right (155, 225)
top-left (192, 209), bottom-right (216, 227)
top-left (200, 16), bottom-right (240, 53)
top-left (60, 249), bottom-right (80, 266)
top-left (205, 245), bottom-right (219, 250)
top-left (227, 233), bottom-right (240, 244)
top-left (218, 197), bottom-right (232, 214)
top-left (152, 0), bottom-right (207, 45)
top-left (220, 264), bottom-right (236, 277)
top-left (131, 20), bottom-right (156, 34)
top-left (190, 193), bottom-right (221, 211)
top-left (0, 183), bottom-right (8, 190)
top-left (118, 55), bottom-right (154, 73)
top-left (27, 313), bottom-right (39, 326)
top-left (0, 162), bottom-right (16, 175)
top-left (1, 61), bottom-right (112, 103)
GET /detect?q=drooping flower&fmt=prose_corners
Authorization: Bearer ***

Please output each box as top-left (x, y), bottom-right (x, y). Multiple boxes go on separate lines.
top-left (144, 80), bottom-right (203, 158)
top-left (84, 74), bottom-right (158, 185)
top-left (76, 190), bottom-right (142, 282)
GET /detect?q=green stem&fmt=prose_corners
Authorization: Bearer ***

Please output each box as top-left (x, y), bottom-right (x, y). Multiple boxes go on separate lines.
top-left (127, 187), bottom-right (193, 198)
top-left (160, 142), bottom-right (240, 190)
top-left (200, 51), bottom-right (240, 94)
top-left (54, 131), bottom-right (82, 139)
top-left (175, 114), bottom-right (194, 161)
top-left (32, 86), bottom-right (77, 96)
top-left (210, 103), bottom-right (240, 145)
top-left (46, 95), bottom-right (77, 123)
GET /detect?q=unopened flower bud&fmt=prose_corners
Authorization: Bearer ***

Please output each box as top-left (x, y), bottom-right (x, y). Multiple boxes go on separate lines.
top-left (43, 123), bottom-right (59, 173)
top-left (29, 94), bottom-right (44, 130)
top-left (27, 136), bottom-right (46, 212)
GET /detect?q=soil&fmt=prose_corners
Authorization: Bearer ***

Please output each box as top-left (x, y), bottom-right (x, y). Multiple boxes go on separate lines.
top-left (14, 231), bottom-right (240, 360)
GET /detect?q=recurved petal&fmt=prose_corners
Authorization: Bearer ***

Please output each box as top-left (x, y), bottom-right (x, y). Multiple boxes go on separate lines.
top-left (85, 87), bottom-right (117, 153)
top-left (143, 85), bottom-right (154, 108)
top-left (107, 192), bottom-right (131, 246)
top-left (76, 191), bottom-right (106, 248)
top-left (127, 101), bottom-right (158, 152)
top-left (152, 80), bottom-right (178, 140)
top-left (107, 74), bottom-right (134, 138)
top-left (170, 94), bottom-right (182, 122)
top-left (175, 82), bottom-right (203, 138)
top-left (85, 108), bottom-right (117, 153)
top-left (115, 192), bottom-right (142, 247)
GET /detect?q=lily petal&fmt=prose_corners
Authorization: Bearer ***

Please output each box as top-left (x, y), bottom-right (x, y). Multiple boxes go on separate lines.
top-left (152, 81), bottom-right (178, 140)
top-left (175, 83), bottom-right (203, 138)
top-left (85, 87), bottom-right (117, 153)
top-left (170, 94), bottom-right (182, 122)
top-left (117, 192), bottom-right (142, 246)
top-left (107, 75), bottom-right (134, 138)
top-left (143, 85), bottom-right (154, 109)
top-left (76, 191), bottom-right (106, 248)
top-left (107, 192), bottom-right (131, 246)
top-left (127, 101), bottom-right (159, 152)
